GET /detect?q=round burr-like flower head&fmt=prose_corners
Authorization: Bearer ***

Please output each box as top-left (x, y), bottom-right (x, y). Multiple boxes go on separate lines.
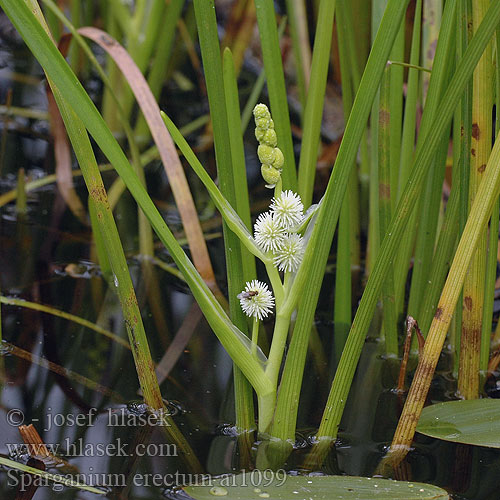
top-left (270, 190), bottom-right (304, 229)
top-left (273, 233), bottom-right (305, 273)
top-left (254, 212), bottom-right (286, 252)
top-left (238, 280), bottom-right (275, 320)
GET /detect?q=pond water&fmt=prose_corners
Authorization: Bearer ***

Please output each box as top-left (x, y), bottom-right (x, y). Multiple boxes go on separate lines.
top-left (1, 16), bottom-right (500, 500)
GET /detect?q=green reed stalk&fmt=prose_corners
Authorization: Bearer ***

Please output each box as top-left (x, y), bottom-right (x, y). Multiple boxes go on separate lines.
top-left (284, 0), bottom-right (310, 116)
top-left (378, 66), bottom-right (398, 356)
top-left (482, 28), bottom-right (500, 374)
top-left (101, 2), bottom-right (127, 133)
top-left (240, 16), bottom-right (287, 133)
top-left (268, 0), bottom-right (410, 449)
top-left (341, 2), bottom-right (364, 273)
top-left (306, 0), bottom-right (500, 469)
top-left (134, 0), bottom-right (184, 143)
top-left (458, 0), bottom-right (493, 400)
top-left (365, 0), bottom-right (387, 275)
top-left (388, 22), bottom-right (404, 213)
top-left (15, 168), bottom-right (27, 215)
top-left (68, 0), bottom-right (81, 73)
top-left (42, 0), bottom-right (169, 342)
top-left (1, 0), bottom-right (274, 410)
top-left (223, 48), bottom-right (256, 277)
top-left (223, 47), bottom-right (257, 461)
top-left (333, 1), bottom-right (353, 360)
top-left (193, 0), bottom-right (256, 444)
top-left (421, 0), bottom-right (442, 105)
top-left (397, 0), bottom-right (422, 201)
top-left (56, 97), bottom-right (202, 470)
top-left (296, 0), bottom-right (336, 207)
top-left (417, 182), bottom-right (460, 334)
top-left (384, 129), bottom-right (500, 470)
top-left (408, 129), bottom-right (449, 324)
top-left (394, 0), bottom-right (422, 313)
top-left (254, 0), bottom-right (296, 190)
top-left (453, 0), bottom-right (472, 375)
top-left (405, 0), bottom-right (456, 323)
top-left (118, 0), bottom-right (167, 126)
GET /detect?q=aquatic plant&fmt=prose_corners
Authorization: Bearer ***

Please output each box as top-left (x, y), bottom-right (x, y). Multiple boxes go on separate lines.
top-left (1, 0), bottom-right (500, 498)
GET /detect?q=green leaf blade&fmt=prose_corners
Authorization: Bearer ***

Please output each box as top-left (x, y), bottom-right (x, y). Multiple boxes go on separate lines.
top-left (417, 399), bottom-right (500, 448)
top-left (184, 474), bottom-right (449, 499)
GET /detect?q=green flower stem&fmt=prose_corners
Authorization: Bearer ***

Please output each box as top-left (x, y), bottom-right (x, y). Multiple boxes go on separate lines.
top-left (252, 318), bottom-right (259, 356)
top-left (257, 390), bottom-right (277, 436)
top-left (274, 177), bottom-right (283, 198)
top-left (161, 113), bottom-right (268, 264)
top-left (266, 262), bottom-right (284, 308)
top-left (265, 312), bottom-right (291, 390)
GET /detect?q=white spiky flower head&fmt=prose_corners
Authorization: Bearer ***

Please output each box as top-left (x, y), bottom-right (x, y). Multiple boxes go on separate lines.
top-left (238, 280), bottom-right (275, 320)
top-left (254, 212), bottom-right (286, 252)
top-left (273, 233), bottom-right (305, 273)
top-left (270, 190), bottom-right (304, 229)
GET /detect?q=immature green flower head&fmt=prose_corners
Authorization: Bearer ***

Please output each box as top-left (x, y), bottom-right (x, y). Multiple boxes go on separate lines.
top-left (273, 233), bottom-right (305, 273)
top-left (254, 211), bottom-right (286, 252)
top-left (258, 144), bottom-right (276, 165)
top-left (261, 165), bottom-right (281, 187)
top-left (253, 103), bottom-right (271, 122)
top-left (254, 103), bottom-right (283, 188)
top-left (270, 190), bottom-right (304, 229)
top-left (238, 280), bottom-right (275, 320)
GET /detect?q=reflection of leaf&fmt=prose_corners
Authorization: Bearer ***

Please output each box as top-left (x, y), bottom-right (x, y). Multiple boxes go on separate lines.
top-left (417, 399), bottom-right (500, 447)
top-left (184, 474), bottom-right (449, 499)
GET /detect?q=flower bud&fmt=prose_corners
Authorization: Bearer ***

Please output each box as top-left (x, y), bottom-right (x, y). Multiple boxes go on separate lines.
top-left (255, 117), bottom-right (270, 130)
top-left (253, 103), bottom-right (271, 121)
top-left (255, 128), bottom-right (267, 143)
top-left (261, 164), bottom-right (281, 186)
top-left (262, 129), bottom-right (277, 147)
top-left (272, 147), bottom-right (284, 169)
top-left (258, 144), bottom-right (276, 165)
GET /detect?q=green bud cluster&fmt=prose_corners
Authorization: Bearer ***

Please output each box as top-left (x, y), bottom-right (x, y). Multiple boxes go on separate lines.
top-left (253, 103), bottom-right (284, 187)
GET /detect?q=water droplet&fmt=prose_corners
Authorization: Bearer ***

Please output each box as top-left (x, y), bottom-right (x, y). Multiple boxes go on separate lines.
top-left (253, 488), bottom-right (261, 493)
top-left (209, 486), bottom-right (228, 496)
top-left (259, 494), bottom-right (270, 498)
